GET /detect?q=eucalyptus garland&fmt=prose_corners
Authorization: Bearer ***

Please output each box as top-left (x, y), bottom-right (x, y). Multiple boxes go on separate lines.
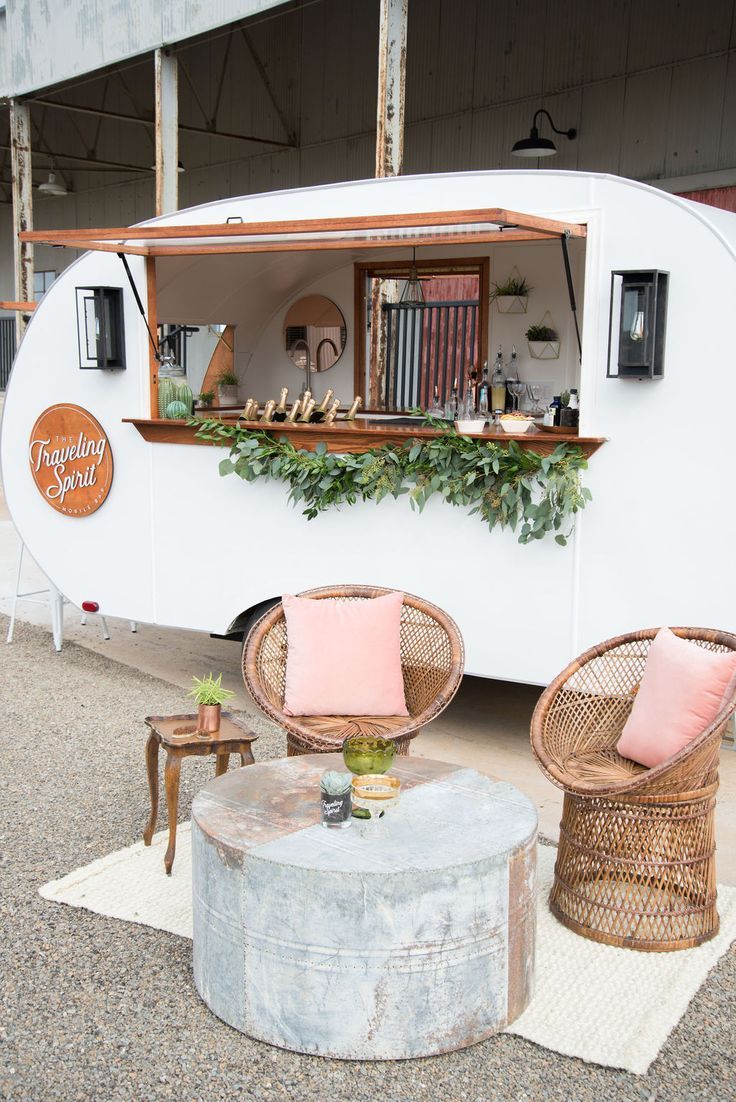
top-left (192, 416), bottom-right (591, 545)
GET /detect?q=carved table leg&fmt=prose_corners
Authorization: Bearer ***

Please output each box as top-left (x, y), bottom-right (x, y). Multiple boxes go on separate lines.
top-left (240, 742), bottom-right (256, 767)
top-left (143, 732), bottom-right (159, 845)
top-left (164, 751), bottom-right (182, 875)
top-left (215, 752), bottom-right (229, 777)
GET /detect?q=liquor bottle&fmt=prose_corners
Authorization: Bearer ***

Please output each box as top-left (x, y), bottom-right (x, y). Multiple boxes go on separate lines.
top-left (301, 388), bottom-right (312, 408)
top-left (286, 398), bottom-right (302, 422)
top-left (323, 399), bottom-right (341, 424)
top-left (477, 362), bottom-right (490, 417)
top-left (445, 377), bottom-right (459, 420)
top-left (317, 388), bottom-right (334, 413)
top-left (490, 349), bottom-right (506, 415)
top-left (272, 387), bottom-right (289, 422)
top-left (429, 385), bottom-right (444, 417)
top-left (463, 372), bottom-right (476, 417)
top-left (299, 398), bottom-right (316, 422)
top-left (260, 399), bottom-right (276, 422)
top-left (345, 396), bottom-right (362, 420)
top-left (550, 395), bottom-right (562, 426)
top-left (242, 398), bottom-right (258, 421)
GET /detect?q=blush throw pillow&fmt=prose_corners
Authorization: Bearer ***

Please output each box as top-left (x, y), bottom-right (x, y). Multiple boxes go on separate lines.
top-left (282, 591), bottom-right (409, 716)
top-left (616, 627), bottom-right (736, 769)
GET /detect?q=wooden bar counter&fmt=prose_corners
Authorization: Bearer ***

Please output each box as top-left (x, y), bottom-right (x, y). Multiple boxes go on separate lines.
top-left (124, 415), bottom-right (605, 459)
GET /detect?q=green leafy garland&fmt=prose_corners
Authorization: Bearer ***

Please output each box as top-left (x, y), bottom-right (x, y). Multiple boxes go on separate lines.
top-left (192, 415), bottom-right (591, 545)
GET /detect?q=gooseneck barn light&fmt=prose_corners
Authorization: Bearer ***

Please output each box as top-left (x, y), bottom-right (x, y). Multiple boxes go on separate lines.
top-left (511, 109), bottom-right (577, 158)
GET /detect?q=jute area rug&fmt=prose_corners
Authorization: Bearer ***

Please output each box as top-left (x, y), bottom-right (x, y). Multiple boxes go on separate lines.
top-left (39, 833), bottom-right (736, 1076)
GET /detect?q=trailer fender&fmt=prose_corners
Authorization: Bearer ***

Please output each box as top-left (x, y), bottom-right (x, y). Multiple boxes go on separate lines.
top-left (225, 596), bottom-right (281, 643)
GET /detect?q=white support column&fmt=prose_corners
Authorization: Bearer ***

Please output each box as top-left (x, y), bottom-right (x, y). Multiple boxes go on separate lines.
top-left (375, 0), bottom-right (408, 178)
top-left (9, 99), bottom-right (34, 341)
top-left (155, 47), bottom-right (179, 216)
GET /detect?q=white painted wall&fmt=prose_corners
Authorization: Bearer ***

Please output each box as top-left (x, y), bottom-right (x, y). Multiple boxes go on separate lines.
top-left (2, 170), bottom-right (735, 683)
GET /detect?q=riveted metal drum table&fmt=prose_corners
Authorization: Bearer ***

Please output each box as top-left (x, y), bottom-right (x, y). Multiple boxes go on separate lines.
top-left (191, 754), bottom-right (537, 1060)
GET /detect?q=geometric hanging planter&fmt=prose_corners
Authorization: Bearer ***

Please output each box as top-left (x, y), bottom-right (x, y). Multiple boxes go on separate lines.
top-left (528, 339), bottom-right (560, 360)
top-left (496, 294), bottom-right (529, 315)
top-left (526, 310), bottom-right (560, 359)
top-left (489, 266), bottom-right (532, 315)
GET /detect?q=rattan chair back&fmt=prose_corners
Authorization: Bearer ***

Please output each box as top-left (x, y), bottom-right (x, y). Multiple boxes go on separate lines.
top-left (530, 626), bottom-right (736, 950)
top-left (243, 585), bottom-right (464, 756)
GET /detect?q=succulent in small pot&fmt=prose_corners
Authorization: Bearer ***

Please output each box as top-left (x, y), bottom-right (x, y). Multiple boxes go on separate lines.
top-left (320, 770), bottom-right (353, 828)
top-left (526, 323), bottom-right (560, 360)
top-left (217, 371), bottom-right (240, 406)
top-left (196, 390), bottom-right (215, 410)
top-left (188, 672), bottom-right (235, 737)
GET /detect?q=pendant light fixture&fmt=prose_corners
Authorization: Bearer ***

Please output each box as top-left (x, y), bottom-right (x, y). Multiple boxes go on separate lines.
top-left (38, 163), bottom-right (68, 197)
top-left (399, 247), bottom-right (426, 304)
top-left (511, 109), bottom-right (577, 158)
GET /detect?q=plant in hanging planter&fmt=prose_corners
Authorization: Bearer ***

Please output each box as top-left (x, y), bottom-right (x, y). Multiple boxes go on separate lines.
top-left (491, 272), bottom-right (531, 315)
top-left (526, 323), bottom-right (561, 360)
top-left (490, 274), bottom-right (532, 314)
top-left (217, 371), bottom-right (240, 406)
top-left (192, 412), bottom-right (591, 546)
top-left (188, 672), bottom-right (235, 736)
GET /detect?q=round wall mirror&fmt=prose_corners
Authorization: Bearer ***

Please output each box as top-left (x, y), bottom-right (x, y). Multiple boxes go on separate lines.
top-left (284, 295), bottom-right (347, 373)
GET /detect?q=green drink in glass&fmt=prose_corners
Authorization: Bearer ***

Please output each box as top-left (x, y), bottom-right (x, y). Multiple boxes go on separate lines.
top-left (342, 734), bottom-right (396, 777)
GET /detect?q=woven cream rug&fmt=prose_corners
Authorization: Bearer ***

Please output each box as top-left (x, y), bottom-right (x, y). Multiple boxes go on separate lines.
top-left (39, 834), bottom-right (736, 1075)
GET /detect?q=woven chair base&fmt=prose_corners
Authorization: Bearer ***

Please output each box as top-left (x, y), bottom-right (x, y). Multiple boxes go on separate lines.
top-left (550, 789), bottom-right (719, 951)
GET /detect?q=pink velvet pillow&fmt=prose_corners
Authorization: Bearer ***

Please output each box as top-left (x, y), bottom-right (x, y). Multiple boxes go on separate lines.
top-left (616, 627), bottom-right (736, 768)
top-left (282, 592), bottom-right (409, 716)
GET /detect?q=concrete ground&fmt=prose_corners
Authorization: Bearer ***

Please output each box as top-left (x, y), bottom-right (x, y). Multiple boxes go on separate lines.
top-left (1, 422), bottom-right (735, 881)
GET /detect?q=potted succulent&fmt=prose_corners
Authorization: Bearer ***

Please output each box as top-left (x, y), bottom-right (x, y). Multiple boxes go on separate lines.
top-left (188, 672), bottom-right (235, 736)
top-left (196, 390), bottom-right (215, 411)
top-left (217, 371), bottom-right (239, 406)
top-left (489, 271), bottom-right (532, 314)
top-left (526, 322), bottom-right (560, 360)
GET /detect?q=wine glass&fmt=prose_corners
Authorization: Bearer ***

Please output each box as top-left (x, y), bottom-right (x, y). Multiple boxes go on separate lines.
top-left (528, 384), bottom-right (545, 415)
top-left (507, 378), bottom-right (525, 413)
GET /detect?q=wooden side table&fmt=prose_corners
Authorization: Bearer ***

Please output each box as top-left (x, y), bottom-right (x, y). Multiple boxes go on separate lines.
top-left (143, 712), bottom-right (259, 874)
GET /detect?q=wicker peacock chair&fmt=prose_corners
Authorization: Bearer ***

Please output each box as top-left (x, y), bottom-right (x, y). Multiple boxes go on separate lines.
top-left (531, 627), bottom-right (736, 951)
top-left (243, 585), bottom-right (464, 757)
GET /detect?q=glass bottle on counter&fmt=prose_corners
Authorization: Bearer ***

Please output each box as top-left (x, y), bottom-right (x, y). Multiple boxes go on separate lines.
top-left (461, 372), bottom-right (477, 417)
top-left (550, 395), bottom-right (562, 426)
top-left (477, 362), bottom-right (490, 418)
top-left (490, 350), bottom-right (506, 418)
top-left (445, 378), bottom-right (459, 420)
top-left (429, 386), bottom-right (444, 418)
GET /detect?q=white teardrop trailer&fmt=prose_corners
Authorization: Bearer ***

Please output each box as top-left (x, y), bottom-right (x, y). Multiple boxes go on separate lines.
top-left (2, 170), bottom-right (735, 684)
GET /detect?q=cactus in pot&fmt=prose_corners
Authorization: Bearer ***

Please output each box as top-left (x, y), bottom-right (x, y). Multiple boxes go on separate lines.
top-left (158, 378), bottom-right (177, 418)
top-left (165, 400), bottom-right (188, 420)
top-left (176, 382), bottom-right (194, 414)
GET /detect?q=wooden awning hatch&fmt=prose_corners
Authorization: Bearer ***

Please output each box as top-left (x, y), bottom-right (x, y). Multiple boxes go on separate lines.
top-left (20, 207), bottom-right (586, 257)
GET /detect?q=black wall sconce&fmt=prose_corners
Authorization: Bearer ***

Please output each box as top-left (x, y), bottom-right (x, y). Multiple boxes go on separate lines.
top-left (607, 270), bottom-right (669, 380)
top-left (511, 109), bottom-right (577, 158)
top-left (76, 287), bottom-right (126, 370)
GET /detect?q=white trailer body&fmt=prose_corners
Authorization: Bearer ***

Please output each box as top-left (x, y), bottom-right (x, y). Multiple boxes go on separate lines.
top-left (2, 170), bottom-right (734, 684)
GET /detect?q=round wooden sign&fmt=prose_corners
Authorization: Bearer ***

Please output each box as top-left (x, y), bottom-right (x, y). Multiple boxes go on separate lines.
top-left (28, 404), bottom-right (113, 517)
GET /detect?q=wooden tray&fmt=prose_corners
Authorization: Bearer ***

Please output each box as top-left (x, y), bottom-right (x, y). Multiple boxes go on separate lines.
top-left (536, 423), bottom-right (579, 435)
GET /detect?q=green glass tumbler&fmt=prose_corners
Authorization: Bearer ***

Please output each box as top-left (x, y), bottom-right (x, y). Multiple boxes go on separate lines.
top-left (342, 734), bottom-right (396, 777)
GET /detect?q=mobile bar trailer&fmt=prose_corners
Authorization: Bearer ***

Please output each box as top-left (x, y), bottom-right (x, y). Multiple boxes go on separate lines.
top-left (2, 170), bottom-right (734, 684)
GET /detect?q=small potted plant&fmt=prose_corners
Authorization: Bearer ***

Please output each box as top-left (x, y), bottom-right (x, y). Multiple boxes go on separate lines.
top-left (526, 322), bottom-right (560, 360)
top-left (489, 271), bottom-right (532, 314)
top-left (188, 672), bottom-right (235, 736)
top-left (217, 371), bottom-right (240, 406)
top-left (196, 390), bottom-right (215, 411)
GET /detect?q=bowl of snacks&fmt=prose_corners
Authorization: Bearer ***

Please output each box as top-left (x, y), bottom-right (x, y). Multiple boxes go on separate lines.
top-left (499, 413), bottom-right (534, 434)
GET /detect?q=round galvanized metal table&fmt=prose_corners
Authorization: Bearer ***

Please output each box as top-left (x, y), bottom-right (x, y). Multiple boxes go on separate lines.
top-left (191, 753), bottom-right (537, 1060)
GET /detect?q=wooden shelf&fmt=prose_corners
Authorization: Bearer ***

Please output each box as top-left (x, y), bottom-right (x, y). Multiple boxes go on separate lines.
top-left (124, 417), bottom-right (606, 458)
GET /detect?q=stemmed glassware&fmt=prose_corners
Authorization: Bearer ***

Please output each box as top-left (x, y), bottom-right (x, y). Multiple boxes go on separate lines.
top-left (507, 377), bottom-right (526, 413)
top-left (528, 384), bottom-right (545, 415)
